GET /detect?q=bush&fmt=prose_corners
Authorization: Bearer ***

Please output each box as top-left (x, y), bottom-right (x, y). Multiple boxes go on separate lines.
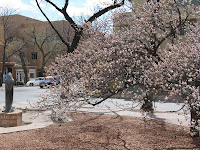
top-left (15, 81), bottom-right (24, 86)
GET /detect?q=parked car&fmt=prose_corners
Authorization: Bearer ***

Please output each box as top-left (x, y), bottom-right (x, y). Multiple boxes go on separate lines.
top-left (26, 77), bottom-right (45, 86)
top-left (39, 76), bottom-right (60, 88)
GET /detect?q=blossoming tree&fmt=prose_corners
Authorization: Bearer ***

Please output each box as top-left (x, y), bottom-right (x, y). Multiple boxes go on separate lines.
top-left (142, 25), bottom-right (200, 136)
top-left (37, 0), bottom-right (200, 136)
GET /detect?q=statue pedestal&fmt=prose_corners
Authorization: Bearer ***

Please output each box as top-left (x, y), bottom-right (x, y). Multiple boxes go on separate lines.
top-left (0, 110), bottom-right (22, 127)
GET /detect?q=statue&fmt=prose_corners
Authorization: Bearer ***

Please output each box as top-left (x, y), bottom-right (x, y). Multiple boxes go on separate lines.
top-left (3, 72), bottom-right (14, 113)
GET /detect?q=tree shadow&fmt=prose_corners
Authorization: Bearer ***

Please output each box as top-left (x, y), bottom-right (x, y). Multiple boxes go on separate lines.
top-left (74, 109), bottom-right (124, 126)
top-left (146, 112), bottom-right (167, 131)
top-left (147, 113), bottom-right (200, 149)
top-left (147, 112), bottom-right (166, 120)
top-left (191, 137), bottom-right (200, 148)
top-left (167, 144), bottom-right (200, 150)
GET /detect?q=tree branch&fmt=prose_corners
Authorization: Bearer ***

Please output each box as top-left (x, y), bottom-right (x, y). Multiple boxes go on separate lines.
top-left (156, 14), bottom-right (189, 51)
top-left (44, 0), bottom-right (77, 31)
top-left (6, 41), bottom-right (28, 61)
top-left (45, 0), bottom-right (61, 11)
top-left (87, 87), bottom-right (126, 106)
top-left (37, 0), bottom-right (125, 53)
top-left (35, 0), bottom-right (71, 51)
top-left (62, 0), bottom-right (69, 12)
top-left (87, 0), bottom-right (125, 22)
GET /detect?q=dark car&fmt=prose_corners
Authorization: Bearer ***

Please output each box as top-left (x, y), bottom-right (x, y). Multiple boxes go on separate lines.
top-left (39, 76), bottom-right (60, 88)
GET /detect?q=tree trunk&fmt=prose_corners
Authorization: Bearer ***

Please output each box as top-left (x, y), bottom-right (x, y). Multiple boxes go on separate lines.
top-left (141, 91), bottom-right (154, 112)
top-left (190, 106), bottom-right (199, 137)
top-left (19, 52), bottom-right (28, 83)
top-left (0, 72), bottom-right (3, 87)
top-left (0, 46), bottom-right (6, 87)
top-left (0, 63), bottom-right (6, 87)
top-left (40, 68), bottom-right (45, 77)
top-left (40, 54), bottom-right (46, 77)
top-left (69, 29), bottom-right (83, 53)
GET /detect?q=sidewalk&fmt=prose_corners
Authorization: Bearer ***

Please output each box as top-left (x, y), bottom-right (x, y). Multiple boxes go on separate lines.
top-left (0, 98), bottom-right (190, 134)
top-left (79, 105), bottom-right (190, 127)
top-left (0, 110), bottom-right (53, 134)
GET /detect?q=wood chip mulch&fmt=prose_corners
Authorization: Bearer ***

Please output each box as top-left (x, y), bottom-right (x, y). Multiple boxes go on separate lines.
top-left (0, 113), bottom-right (199, 150)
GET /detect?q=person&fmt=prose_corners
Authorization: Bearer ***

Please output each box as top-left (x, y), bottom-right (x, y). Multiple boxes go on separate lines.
top-left (4, 74), bottom-right (7, 82)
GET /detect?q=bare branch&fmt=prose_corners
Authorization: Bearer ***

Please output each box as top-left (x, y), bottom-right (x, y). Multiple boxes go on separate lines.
top-left (87, 87), bottom-right (126, 106)
top-left (35, 0), bottom-right (71, 51)
top-left (62, 0), bottom-right (69, 12)
top-left (45, 0), bottom-right (61, 11)
top-left (37, 0), bottom-right (125, 53)
top-left (43, 0), bottom-right (77, 31)
top-left (87, 0), bottom-right (125, 22)
top-left (6, 41), bottom-right (28, 61)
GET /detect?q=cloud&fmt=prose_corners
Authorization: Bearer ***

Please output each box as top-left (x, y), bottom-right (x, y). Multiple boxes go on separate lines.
top-left (86, 0), bottom-right (113, 7)
top-left (0, 0), bottom-right (48, 14)
top-left (0, 0), bottom-right (35, 11)
top-left (67, 5), bottom-right (93, 16)
top-left (30, 0), bottom-right (46, 8)
top-left (67, 0), bottom-right (114, 16)
top-left (0, 0), bottom-right (118, 21)
top-left (50, 6), bottom-right (56, 11)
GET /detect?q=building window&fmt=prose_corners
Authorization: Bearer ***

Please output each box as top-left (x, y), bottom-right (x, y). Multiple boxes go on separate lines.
top-left (30, 73), bottom-right (35, 78)
top-left (29, 69), bottom-right (36, 80)
top-left (32, 52), bottom-right (37, 60)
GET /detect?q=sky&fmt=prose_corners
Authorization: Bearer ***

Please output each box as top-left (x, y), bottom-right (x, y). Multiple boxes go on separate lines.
top-left (0, 0), bottom-right (119, 21)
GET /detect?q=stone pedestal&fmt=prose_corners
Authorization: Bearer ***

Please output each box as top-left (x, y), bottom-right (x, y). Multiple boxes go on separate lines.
top-left (0, 110), bottom-right (22, 127)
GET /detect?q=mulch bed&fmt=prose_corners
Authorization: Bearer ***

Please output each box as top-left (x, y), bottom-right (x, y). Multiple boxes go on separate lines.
top-left (0, 113), bottom-right (199, 150)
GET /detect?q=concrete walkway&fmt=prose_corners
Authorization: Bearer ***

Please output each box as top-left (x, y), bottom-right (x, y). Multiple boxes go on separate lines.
top-left (0, 85), bottom-right (54, 134)
top-left (0, 110), bottom-right (54, 134)
top-left (0, 106), bottom-right (190, 134)
top-left (79, 105), bottom-right (190, 127)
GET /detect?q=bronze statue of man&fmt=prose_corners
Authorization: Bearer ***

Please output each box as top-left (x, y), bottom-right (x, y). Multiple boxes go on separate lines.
top-left (3, 72), bottom-right (14, 113)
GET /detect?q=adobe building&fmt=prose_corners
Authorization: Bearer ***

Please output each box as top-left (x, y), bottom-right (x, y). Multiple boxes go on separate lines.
top-left (0, 15), bottom-right (73, 84)
top-left (114, 0), bottom-right (200, 32)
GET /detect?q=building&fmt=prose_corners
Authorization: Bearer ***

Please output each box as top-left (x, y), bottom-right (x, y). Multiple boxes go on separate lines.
top-left (0, 15), bottom-right (73, 84)
top-left (113, 0), bottom-right (199, 49)
top-left (114, 0), bottom-right (200, 30)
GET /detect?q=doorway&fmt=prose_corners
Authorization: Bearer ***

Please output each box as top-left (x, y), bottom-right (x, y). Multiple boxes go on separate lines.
top-left (16, 69), bottom-right (25, 83)
top-left (29, 69), bottom-right (36, 81)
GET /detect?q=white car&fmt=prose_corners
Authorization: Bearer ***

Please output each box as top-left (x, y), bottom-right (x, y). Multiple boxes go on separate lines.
top-left (26, 77), bottom-right (45, 86)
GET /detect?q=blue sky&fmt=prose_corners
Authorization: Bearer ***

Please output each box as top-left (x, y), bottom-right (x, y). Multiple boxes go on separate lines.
top-left (0, 0), bottom-right (117, 21)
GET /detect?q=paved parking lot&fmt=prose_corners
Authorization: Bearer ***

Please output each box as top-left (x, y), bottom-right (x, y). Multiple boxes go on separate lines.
top-left (0, 85), bottom-right (184, 112)
top-left (0, 85), bottom-right (49, 109)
